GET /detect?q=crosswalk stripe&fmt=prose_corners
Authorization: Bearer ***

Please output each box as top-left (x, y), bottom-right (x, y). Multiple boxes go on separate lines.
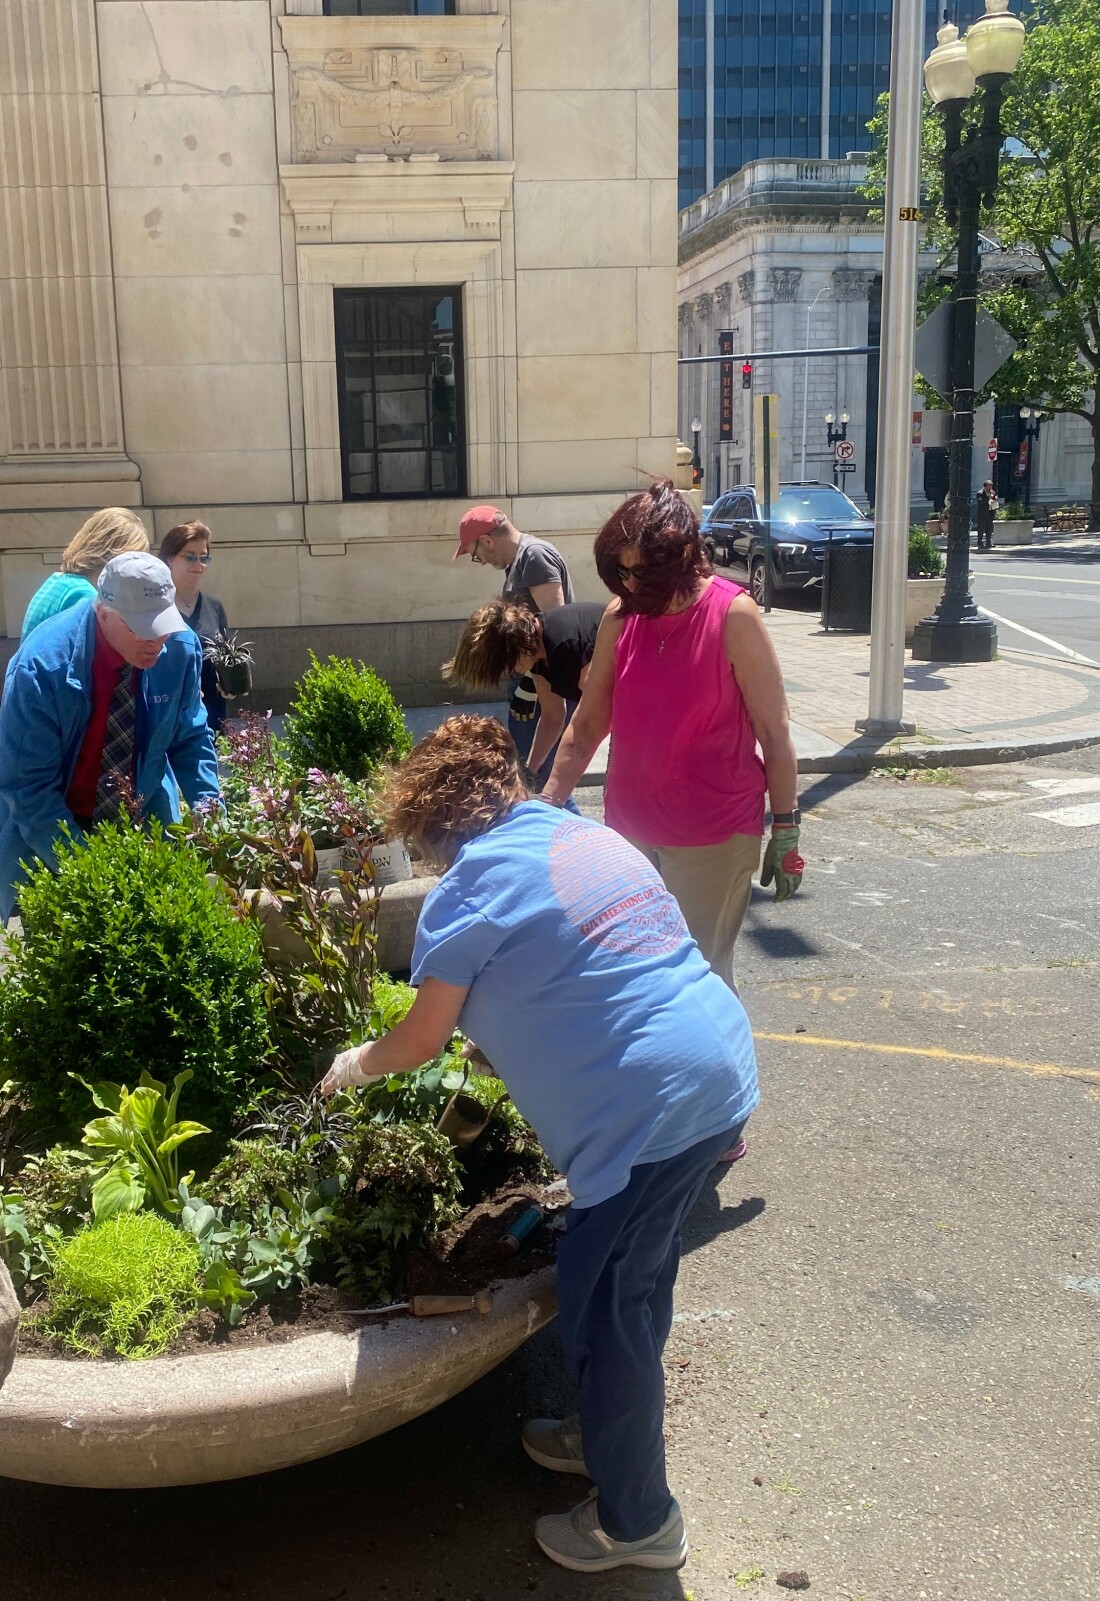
top-left (1029, 800), bottom-right (1100, 827)
top-left (1027, 776), bottom-right (1100, 798)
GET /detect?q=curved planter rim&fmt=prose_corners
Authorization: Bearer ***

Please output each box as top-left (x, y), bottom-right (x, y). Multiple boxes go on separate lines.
top-left (0, 1268), bottom-right (556, 1489)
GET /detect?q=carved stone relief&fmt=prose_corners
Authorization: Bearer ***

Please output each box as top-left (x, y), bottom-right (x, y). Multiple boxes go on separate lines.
top-left (832, 269), bottom-right (875, 302)
top-left (737, 270), bottom-right (755, 303)
top-left (770, 268), bottom-right (802, 303)
top-left (694, 292), bottom-right (714, 318)
top-left (678, 303), bottom-right (694, 330)
top-left (714, 281), bottom-right (733, 317)
top-left (281, 20), bottom-right (505, 163)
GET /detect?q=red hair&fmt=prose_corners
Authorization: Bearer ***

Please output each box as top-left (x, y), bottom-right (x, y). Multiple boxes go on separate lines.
top-left (593, 479), bottom-right (711, 616)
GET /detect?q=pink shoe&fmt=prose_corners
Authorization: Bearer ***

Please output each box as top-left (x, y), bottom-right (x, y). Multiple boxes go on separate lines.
top-left (717, 1138), bottom-right (748, 1164)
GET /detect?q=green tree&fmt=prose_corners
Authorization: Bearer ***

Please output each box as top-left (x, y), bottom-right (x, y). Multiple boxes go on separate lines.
top-left (865, 0), bottom-right (1100, 514)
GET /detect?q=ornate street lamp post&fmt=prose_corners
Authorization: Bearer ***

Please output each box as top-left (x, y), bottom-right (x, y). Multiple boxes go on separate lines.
top-left (690, 416), bottom-right (703, 486)
top-left (1018, 405), bottom-right (1044, 509)
top-left (912, 0), bottom-right (1026, 664)
top-left (825, 410), bottom-right (849, 488)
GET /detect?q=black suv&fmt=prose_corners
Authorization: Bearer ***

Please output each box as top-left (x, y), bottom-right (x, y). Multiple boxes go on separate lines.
top-left (701, 483), bottom-right (873, 605)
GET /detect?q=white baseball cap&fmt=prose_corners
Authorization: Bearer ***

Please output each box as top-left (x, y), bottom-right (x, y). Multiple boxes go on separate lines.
top-left (96, 553), bottom-right (187, 640)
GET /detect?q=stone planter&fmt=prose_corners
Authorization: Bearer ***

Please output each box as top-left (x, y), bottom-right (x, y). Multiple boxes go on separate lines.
top-left (0, 1267), bottom-right (556, 1488)
top-left (905, 576), bottom-right (947, 645)
top-left (925, 516), bottom-right (944, 538)
top-left (0, 1261), bottom-right (17, 1392)
top-left (993, 518), bottom-right (1034, 546)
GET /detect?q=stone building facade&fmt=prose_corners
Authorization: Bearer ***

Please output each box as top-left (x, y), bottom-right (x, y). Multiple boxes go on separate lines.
top-left (0, 0), bottom-right (677, 701)
top-left (678, 156), bottom-right (1094, 517)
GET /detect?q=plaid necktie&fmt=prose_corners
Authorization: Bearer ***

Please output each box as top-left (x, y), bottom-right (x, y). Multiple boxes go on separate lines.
top-left (93, 668), bottom-right (137, 824)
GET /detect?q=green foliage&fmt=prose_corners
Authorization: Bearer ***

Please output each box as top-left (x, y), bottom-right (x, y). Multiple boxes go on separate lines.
top-left (907, 525), bottom-right (945, 579)
top-left (996, 501), bottom-right (1030, 521)
top-left (179, 1182), bottom-right (336, 1326)
top-left (75, 1069), bottom-right (210, 1220)
top-left (284, 652), bottom-right (412, 783)
top-left (357, 1054), bottom-right (467, 1127)
top-left (15, 1145), bottom-right (96, 1234)
top-left (0, 1192), bottom-right (60, 1296)
top-left (204, 1136), bottom-right (319, 1213)
top-left (0, 825), bottom-right (273, 1140)
top-left (368, 975), bottom-right (418, 1036)
top-left (863, 1), bottom-right (1100, 505)
top-left (36, 1212), bottom-right (200, 1359)
top-left (239, 1088), bottom-right (357, 1168)
top-left (327, 1120), bottom-right (462, 1301)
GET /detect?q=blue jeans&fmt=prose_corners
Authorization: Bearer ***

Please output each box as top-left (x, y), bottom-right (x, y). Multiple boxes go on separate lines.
top-left (508, 697), bottom-right (580, 815)
top-left (555, 1119), bottom-right (748, 1542)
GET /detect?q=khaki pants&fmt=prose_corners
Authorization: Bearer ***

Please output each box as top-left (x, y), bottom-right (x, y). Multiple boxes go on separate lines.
top-left (629, 832), bottom-right (762, 992)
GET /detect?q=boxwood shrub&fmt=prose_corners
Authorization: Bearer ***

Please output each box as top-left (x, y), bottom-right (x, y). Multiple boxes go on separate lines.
top-left (283, 652), bottom-right (412, 782)
top-left (0, 824), bottom-right (273, 1140)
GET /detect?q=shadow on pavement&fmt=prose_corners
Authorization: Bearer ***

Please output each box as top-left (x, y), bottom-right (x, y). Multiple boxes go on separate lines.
top-left (682, 1181), bottom-right (766, 1257)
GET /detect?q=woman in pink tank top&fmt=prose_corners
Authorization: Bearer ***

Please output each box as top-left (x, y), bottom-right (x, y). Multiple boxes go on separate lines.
top-left (544, 481), bottom-right (803, 1004)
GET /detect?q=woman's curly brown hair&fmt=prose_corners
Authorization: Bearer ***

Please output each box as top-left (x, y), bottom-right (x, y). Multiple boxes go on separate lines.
top-left (593, 478), bottom-right (711, 617)
top-left (374, 715), bottom-right (526, 872)
top-left (442, 600), bottom-right (543, 693)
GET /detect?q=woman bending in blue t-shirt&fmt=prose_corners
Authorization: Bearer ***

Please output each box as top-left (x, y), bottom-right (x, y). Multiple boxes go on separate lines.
top-left (320, 716), bottom-right (759, 1576)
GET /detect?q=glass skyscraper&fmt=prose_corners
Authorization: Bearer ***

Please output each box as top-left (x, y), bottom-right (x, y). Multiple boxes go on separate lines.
top-left (679, 0), bottom-right (942, 210)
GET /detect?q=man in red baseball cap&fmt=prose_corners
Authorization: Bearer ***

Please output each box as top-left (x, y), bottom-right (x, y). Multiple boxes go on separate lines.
top-left (453, 506), bottom-right (575, 785)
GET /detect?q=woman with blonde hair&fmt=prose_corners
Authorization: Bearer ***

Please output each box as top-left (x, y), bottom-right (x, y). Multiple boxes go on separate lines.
top-left (444, 597), bottom-right (604, 784)
top-left (20, 507), bottom-right (148, 642)
top-left (321, 715), bottom-right (758, 1576)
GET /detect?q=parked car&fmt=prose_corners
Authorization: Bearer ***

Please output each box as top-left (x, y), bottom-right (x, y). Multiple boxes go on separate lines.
top-left (701, 482), bottom-right (874, 605)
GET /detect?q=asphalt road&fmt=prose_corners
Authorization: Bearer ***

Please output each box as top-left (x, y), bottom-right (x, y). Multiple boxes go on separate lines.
top-left (3, 753), bottom-right (1098, 1601)
top-left (969, 541), bottom-right (1100, 665)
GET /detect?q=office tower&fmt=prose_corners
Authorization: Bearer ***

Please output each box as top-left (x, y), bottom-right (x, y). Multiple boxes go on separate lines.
top-left (679, 0), bottom-right (942, 209)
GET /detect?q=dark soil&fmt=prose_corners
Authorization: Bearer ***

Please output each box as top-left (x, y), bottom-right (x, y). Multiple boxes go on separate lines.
top-left (16, 1182), bottom-right (561, 1360)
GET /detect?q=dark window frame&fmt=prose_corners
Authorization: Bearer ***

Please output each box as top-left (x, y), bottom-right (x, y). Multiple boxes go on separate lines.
top-left (334, 285), bottom-right (467, 503)
top-left (322, 1), bottom-right (456, 15)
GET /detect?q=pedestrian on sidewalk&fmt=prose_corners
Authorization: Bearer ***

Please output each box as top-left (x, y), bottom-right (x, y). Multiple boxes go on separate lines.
top-left (320, 715), bottom-right (759, 1576)
top-left (443, 597), bottom-right (604, 787)
top-left (0, 553), bottom-right (220, 921)
top-left (453, 506), bottom-right (574, 766)
top-left (976, 480), bottom-right (998, 550)
top-left (542, 479), bottom-right (803, 997)
top-left (158, 520), bottom-right (231, 735)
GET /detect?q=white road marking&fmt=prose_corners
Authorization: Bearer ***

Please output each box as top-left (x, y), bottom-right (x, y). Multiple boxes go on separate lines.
top-left (976, 604), bottom-right (1100, 667)
top-left (1027, 776), bottom-right (1100, 798)
top-left (972, 569), bottom-right (1100, 586)
top-left (1029, 800), bottom-right (1100, 828)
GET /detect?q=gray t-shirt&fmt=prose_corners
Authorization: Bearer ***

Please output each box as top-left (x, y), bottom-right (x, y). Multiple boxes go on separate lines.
top-left (502, 534), bottom-right (574, 613)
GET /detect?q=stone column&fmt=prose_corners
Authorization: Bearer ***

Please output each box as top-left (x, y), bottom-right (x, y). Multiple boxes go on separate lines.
top-left (0, 0), bottom-right (140, 508)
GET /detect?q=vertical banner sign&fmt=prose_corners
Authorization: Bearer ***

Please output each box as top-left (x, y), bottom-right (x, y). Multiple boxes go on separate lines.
top-left (719, 331), bottom-right (734, 441)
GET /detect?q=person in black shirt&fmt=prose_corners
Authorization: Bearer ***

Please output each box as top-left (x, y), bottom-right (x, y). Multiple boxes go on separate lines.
top-left (444, 598), bottom-right (605, 780)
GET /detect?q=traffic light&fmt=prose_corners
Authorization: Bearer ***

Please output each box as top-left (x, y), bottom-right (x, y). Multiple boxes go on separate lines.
top-left (741, 362), bottom-right (753, 390)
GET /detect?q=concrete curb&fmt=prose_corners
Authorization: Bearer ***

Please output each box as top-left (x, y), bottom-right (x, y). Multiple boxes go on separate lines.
top-left (0, 1268), bottom-right (557, 1488)
top-left (796, 729), bottom-right (1100, 775)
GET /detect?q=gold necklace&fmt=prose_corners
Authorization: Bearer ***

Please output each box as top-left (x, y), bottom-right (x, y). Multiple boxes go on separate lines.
top-left (655, 606), bottom-right (691, 655)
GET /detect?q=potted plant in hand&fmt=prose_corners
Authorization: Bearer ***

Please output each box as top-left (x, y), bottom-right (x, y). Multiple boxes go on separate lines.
top-left (906, 525), bottom-right (947, 645)
top-left (203, 631), bottom-right (255, 699)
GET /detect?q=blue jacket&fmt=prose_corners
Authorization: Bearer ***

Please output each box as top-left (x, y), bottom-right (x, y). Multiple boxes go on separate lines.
top-left (0, 601), bottom-right (220, 917)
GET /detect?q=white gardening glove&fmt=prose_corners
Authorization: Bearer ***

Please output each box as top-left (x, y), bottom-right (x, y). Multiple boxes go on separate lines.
top-left (319, 1046), bottom-right (385, 1098)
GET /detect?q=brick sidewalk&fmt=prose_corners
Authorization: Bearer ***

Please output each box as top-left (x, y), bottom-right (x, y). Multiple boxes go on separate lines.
top-left (767, 608), bottom-right (1100, 758)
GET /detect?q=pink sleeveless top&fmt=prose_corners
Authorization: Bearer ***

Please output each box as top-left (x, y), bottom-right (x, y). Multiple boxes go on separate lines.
top-left (604, 577), bottom-right (766, 847)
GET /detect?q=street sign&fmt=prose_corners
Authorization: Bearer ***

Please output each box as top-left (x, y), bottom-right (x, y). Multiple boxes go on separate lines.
top-left (835, 439), bottom-right (855, 463)
top-left (836, 461), bottom-right (857, 474)
top-left (988, 438), bottom-right (999, 462)
top-left (913, 301), bottom-right (1018, 404)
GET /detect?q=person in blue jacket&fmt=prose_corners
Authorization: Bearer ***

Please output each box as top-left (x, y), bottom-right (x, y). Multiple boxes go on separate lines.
top-left (320, 715), bottom-right (759, 1576)
top-left (0, 552), bottom-right (220, 920)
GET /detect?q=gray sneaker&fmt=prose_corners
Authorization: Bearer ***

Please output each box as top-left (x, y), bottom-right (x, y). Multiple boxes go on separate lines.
top-left (522, 1414), bottom-right (589, 1475)
top-left (535, 1489), bottom-right (688, 1573)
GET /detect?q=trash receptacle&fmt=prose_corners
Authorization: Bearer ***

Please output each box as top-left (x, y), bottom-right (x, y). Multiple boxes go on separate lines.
top-left (821, 542), bottom-right (874, 632)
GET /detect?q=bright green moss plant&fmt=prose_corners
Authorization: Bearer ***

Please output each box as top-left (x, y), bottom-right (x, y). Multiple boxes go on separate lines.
top-left (37, 1212), bottom-right (200, 1359)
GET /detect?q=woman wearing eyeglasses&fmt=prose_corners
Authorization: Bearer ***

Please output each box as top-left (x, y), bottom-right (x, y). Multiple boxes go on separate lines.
top-left (157, 520), bottom-right (230, 733)
top-left (542, 479), bottom-right (803, 1006)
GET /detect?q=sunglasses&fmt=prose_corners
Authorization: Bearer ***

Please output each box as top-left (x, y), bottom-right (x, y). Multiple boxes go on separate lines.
top-left (615, 561), bottom-right (653, 584)
top-left (181, 552), bottom-right (212, 566)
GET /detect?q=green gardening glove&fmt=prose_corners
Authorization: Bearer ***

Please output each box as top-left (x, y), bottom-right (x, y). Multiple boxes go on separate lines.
top-left (760, 826), bottom-right (804, 902)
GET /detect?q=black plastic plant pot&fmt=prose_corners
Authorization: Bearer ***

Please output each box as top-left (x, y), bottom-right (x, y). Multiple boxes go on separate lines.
top-left (216, 660), bottom-right (253, 697)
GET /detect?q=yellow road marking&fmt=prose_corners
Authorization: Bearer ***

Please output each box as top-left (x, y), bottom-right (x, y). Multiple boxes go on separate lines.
top-left (754, 1031), bottom-right (1100, 1085)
